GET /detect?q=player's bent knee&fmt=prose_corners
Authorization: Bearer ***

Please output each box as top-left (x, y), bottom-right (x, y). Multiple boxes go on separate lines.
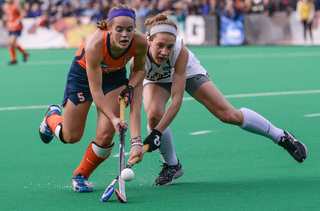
top-left (147, 115), bottom-right (162, 128)
top-left (95, 134), bottom-right (114, 148)
top-left (63, 134), bottom-right (82, 144)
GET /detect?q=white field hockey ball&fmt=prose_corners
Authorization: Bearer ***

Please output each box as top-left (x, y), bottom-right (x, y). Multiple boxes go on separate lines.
top-left (121, 168), bottom-right (134, 182)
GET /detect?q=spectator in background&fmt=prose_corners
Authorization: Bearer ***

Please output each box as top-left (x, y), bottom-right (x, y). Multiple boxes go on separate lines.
top-left (73, 1), bottom-right (84, 17)
top-left (279, 0), bottom-right (292, 12)
top-left (23, 1), bottom-right (31, 16)
top-left (147, 1), bottom-right (160, 16)
top-left (61, 4), bottom-right (73, 17)
top-left (215, 0), bottom-right (227, 15)
top-left (223, 0), bottom-right (237, 18)
top-left (185, 0), bottom-right (197, 15)
top-left (314, 0), bottom-right (320, 10)
top-left (0, 2), bottom-right (3, 20)
top-left (296, 0), bottom-right (315, 44)
top-left (28, 2), bottom-right (42, 17)
top-left (234, 0), bottom-right (252, 13)
top-left (156, 0), bottom-right (173, 13)
top-left (264, 0), bottom-right (278, 16)
top-left (82, 2), bottom-right (101, 23)
top-left (173, 1), bottom-right (187, 31)
top-left (47, 3), bottom-right (60, 25)
top-left (251, 0), bottom-right (265, 13)
top-left (82, 2), bottom-right (95, 17)
top-left (137, 0), bottom-right (150, 18)
top-left (200, 0), bottom-right (211, 15)
top-left (99, 0), bottom-right (110, 20)
top-left (91, 2), bottom-right (101, 22)
top-left (208, 0), bottom-right (218, 14)
top-left (244, 0), bottom-right (253, 12)
top-left (56, 4), bottom-right (64, 19)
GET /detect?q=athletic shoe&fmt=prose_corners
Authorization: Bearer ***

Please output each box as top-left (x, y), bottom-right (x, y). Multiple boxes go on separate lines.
top-left (278, 131), bottom-right (308, 163)
top-left (23, 54), bottom-right (29, 62)
top-left (155, 160), bottom-right (184, 186)
top-left (8, 61), bottom-right (17, 65)
top-left (39, 104), bottom-right (61, 144)
top-left (72, 173), bottom-right (92, 193)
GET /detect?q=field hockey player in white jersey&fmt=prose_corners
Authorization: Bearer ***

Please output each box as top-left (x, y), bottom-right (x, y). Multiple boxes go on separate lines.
top-left (135, 11), bottom-right (308, 186)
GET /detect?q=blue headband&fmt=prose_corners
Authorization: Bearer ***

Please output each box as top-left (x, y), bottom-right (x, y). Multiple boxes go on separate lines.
top-left (108, 8), bottom-right (136, 21)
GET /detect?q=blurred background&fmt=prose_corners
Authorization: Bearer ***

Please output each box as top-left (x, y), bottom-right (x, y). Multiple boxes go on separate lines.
top-left (0, 0), bottom-right (319, 49)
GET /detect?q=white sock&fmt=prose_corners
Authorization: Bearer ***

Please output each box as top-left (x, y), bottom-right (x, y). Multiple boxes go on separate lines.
top-left (239, 108), bottom-right (285, 143)
top-left (147, 125), bottom-right (178, 165)
top-left (92, 142), bottom-right (114, 158)
top-left (54, 124), bottom-right (62, 139)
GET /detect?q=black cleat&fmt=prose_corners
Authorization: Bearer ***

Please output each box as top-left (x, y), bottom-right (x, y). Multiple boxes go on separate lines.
top-left (155, 160), bottom-right (184, 186)
top-left (8, 61), bottom-right (17, 65)
top-left (23, 54), bottom-right (29, 62)
top-left (278, 131), bottom-right (308, 163)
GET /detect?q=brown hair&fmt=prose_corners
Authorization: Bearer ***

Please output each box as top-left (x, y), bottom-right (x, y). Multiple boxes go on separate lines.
top-left (145, 11), bottom-right (177, 39)
top-left (96, 4), bottom-right (136, 30)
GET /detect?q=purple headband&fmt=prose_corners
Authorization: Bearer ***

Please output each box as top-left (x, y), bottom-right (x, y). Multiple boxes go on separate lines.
top-left (108, 8), bottom-right (136, 21)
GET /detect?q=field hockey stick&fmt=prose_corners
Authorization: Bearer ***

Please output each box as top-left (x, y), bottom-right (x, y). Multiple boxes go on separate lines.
top-left (115, 99), bottom-right (126, 202)
top-left (101, 144), bottom-right (149, 202)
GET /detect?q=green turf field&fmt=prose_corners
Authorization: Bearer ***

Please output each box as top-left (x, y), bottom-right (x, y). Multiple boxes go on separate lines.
top-left (0, 46), bottom-right (319, 210)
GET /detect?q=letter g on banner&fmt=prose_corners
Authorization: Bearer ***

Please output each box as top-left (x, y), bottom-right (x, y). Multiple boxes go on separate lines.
top-left (185, 16), bottom-right (205, 45)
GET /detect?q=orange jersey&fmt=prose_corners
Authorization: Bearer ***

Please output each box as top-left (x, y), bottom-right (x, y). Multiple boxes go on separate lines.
top-left (6, 3), bottom-right (23, 31)
top-left (75, 30), bottom-right (135, 73)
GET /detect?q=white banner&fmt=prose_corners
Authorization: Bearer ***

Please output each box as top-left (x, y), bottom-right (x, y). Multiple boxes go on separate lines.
top-left (19, 18), bottom-right (68, 49)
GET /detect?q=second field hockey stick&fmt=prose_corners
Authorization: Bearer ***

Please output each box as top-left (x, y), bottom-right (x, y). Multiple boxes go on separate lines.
top-left (101, 144), bottom-right (149, 202)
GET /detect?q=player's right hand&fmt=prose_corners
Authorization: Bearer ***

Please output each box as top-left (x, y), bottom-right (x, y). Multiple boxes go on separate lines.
top-left (112, 118), bottom-right (127, 136)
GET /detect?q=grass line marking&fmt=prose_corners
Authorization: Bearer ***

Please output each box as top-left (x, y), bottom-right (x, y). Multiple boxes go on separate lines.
top-left (1, 90), bottom-right (319, 111)
top-left (183, 90), bottom-right (320, 101)
top-left (304, 113), bottom-right (320, 117)
top-left (197, 52), bottom-right (320, 60)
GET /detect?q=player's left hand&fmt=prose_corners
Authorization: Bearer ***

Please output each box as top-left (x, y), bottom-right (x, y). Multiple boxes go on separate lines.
top-left (119, 85), bottom-right (134, 107)
top-left (143, 129), bottom-right (162, 152)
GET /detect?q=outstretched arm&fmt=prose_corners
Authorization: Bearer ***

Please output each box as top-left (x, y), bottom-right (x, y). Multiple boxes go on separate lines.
top-left (127, 30), bottom-right (148, 161)
top-left (154, 44), bottom-right (188, 132)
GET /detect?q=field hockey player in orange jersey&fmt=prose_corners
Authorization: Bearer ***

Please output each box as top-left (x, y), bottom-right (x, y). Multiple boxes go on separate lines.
top-left (2, 0), bottom-right (29, 65)
top-left (38, 4), bottom-right (147, 193)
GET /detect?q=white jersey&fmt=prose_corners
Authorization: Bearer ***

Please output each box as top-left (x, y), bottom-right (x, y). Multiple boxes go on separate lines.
top-left (144, 38), bottom-right (207, 84)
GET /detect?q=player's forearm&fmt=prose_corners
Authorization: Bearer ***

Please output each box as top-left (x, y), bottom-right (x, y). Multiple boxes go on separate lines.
top-left (155, 76), bottom-right (185, 132)
top-left (129, 101), bottom-right (142, 139)
top-left (128, 69), bottom-right (146, 89)
top-left (155, 98), bottom-right (182, 133)
top-left (129, 82), bottom-right (143, 138)
top-left (129, 110), bottom-right (141, 139)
